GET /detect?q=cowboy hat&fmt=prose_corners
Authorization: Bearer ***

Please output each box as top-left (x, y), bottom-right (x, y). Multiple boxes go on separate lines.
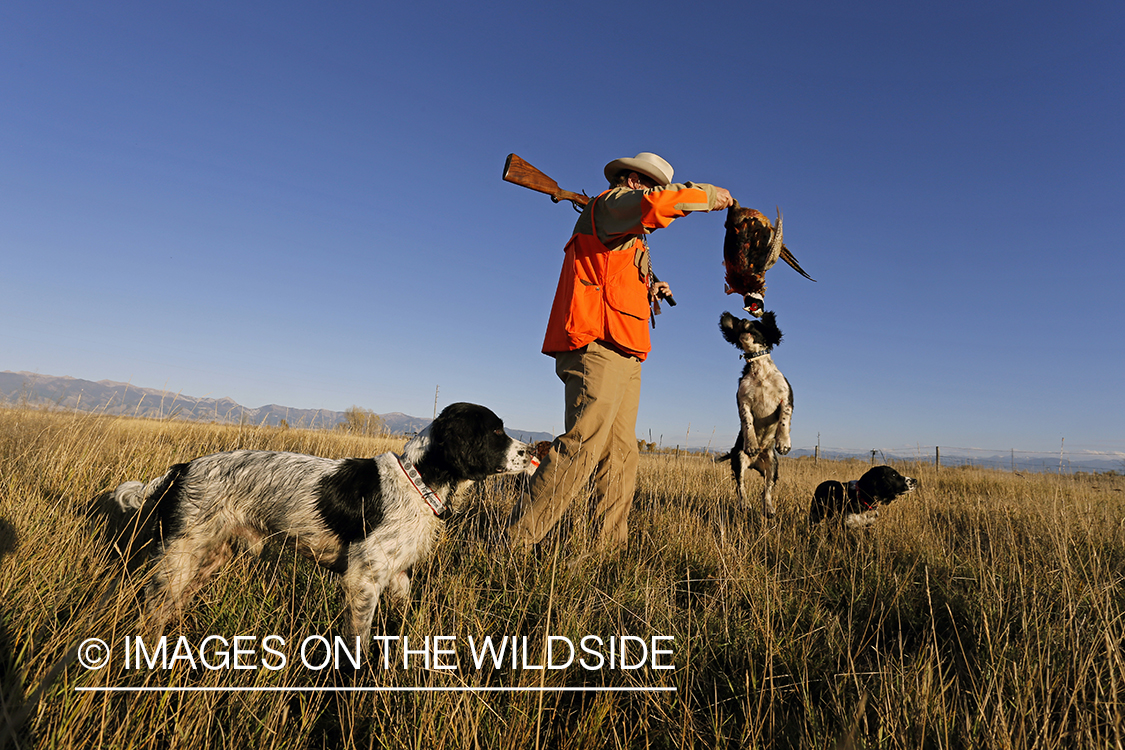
top-left (603, 152), bottom-right (674, 186)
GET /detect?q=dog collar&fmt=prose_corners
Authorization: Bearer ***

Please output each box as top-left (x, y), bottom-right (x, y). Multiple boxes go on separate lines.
top-left (741, 349), bottom-right (772, 361)
top-left (396, 455), bottom-right (447, 518)
top-left (848, 480), bottom-right (877, 510)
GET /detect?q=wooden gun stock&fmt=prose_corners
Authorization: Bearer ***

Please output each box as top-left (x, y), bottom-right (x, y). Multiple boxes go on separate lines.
top-left (503, 153), bottom-right (590, 209)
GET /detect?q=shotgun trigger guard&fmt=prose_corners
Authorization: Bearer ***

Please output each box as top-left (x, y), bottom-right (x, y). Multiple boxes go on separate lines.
top-left (553, 191), bottom-right (588, 212)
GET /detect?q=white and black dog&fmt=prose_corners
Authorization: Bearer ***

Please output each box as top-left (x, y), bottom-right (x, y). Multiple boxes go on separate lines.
top-left (106, 402), bottom-right (532, 647)
top-left (719, 310), bottom-right (794, 518)
top-left (809, 465), bottom-right (916, 528)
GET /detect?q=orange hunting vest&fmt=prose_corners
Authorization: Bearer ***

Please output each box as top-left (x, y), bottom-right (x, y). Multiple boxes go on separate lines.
top-left (542, 192), bottom-right (653, 361)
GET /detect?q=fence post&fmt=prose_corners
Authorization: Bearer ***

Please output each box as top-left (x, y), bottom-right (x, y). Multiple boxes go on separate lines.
top-left (935, 446), bottom-right (941, 469)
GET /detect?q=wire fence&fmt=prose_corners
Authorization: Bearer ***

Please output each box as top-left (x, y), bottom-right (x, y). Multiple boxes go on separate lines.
top-left (811, 445), bottom-right (1124, 475)
top-left (653, 440), bottom-right (1124, 476)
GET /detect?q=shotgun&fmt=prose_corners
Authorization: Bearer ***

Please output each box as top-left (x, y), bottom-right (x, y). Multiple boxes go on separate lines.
top-left (503, 153), bottom-right (590, 209)
top-left (502, 153), bottom-right (676, 306)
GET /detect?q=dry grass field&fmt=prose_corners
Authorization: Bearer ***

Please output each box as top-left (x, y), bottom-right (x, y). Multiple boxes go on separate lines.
top-left (1, 405), bottom-right (1123, 749)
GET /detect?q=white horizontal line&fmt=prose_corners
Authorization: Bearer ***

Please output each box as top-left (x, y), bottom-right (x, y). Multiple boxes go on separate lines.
top-left (76, 686), bottom-right (676, 693)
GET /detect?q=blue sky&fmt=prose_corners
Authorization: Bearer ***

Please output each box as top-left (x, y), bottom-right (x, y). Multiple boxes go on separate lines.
top-left (2, 1), bottom-right (1122, 457)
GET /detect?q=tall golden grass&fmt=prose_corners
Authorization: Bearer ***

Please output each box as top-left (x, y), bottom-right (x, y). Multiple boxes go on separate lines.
top-left (1, 405), bottom-right (1122, 748)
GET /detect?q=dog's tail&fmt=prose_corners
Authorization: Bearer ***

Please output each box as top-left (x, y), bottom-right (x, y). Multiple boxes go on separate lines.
top-left (111, 481), bottom-right (148, 512)
top-left (91, 464), bottom-right (187, 570)
top-left (111, 463), bottom-right (188, 514)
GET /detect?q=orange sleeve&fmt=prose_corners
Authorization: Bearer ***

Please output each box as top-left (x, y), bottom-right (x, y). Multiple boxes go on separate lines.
top-left (639, 185), bottom-right (712, 230)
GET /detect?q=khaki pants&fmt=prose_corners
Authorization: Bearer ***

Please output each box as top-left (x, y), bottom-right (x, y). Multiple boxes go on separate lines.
top-left (506, 341), bottom-right (642, 548)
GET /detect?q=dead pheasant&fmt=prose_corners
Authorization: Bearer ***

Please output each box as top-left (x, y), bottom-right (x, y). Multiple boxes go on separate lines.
top-left (723, 203), bottom-right (815, 317)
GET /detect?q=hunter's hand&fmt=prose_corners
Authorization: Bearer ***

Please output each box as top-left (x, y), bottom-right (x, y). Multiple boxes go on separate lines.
top-left (711, 187), bottom-right (735, 211)
top-left (651, 281), bottom-right (672, 302)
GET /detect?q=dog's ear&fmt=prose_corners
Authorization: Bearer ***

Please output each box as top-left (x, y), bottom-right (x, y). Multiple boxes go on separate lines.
top-left (719, 312), bottom-right (743, 348)
top-left (758, 311), bottom-right (783, 349)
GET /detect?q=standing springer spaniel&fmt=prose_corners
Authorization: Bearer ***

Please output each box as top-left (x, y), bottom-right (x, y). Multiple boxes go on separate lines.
top-left (106, 402), bottom-right (532, 649)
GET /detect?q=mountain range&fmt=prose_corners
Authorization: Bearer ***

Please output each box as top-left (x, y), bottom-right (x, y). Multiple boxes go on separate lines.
top-left (0, 371), bottom-right (554, 443)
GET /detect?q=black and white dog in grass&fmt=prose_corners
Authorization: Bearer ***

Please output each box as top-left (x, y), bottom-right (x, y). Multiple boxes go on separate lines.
top-left (809, 465), bottom-right (916, 528)
top-left (719, 310), bottom-right (794, 518)
top-left (106, 402), bottom-right (533, 649)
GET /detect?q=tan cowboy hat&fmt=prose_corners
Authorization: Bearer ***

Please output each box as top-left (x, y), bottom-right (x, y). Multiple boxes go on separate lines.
top-left (603, 152), bottom-right (674, 186)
